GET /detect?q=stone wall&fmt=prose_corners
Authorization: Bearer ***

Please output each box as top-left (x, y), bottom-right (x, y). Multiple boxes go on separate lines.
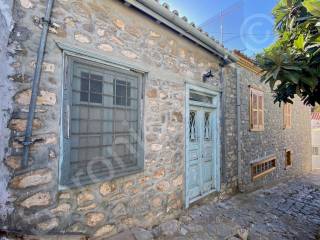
top-left (0, 0), bottom-right (238, 237)
top-left (0, 0), bottom-right (15, 226)
top-left (238, 65), bottom-right (312, 192)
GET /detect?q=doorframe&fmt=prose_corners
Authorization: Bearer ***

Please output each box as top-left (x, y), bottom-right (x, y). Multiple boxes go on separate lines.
top-left (185, 83), bottom-right (221, 208)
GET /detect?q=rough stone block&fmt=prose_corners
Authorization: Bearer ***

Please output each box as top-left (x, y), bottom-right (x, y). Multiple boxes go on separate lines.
top-left (98, 44), bottom-right (113, 52)
top-left (20, 0), bottom-right (33, 9)
top-left (94, 224), bottom-right (116, 237)
top-left (77, 191), bottom-right (95, 205)
top-left (8, 118), bottom-right (42, 132)
top-left (113, 19), bottom-right (125, 30)
top-left (15, 89), bottom-right (56, 106)
top-left (74, 33), bottom-right (91, 43)
top-left (100, 182), bottom-right (116, 196)
top-left (121, 50), bottom-right (137, 59)
top-left (85, 212), bottom-right (105, 226)
top-left (37, 218), bottom-right (59, 231)
top-left (51, 203), bottom-right (71, 214)
top-left (77, 203), bottom-right (97, 212)
top-left (156, 181), bottom-right (170, 192)
top-left (21, 192), bottom-right (51, 208)
top-left (10, 169), bottom-right (53, 189)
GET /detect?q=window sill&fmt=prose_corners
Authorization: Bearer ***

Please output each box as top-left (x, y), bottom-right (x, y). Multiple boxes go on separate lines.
top-left (249, 128), bottom-right (264, 132)
top-left (252, 167), bottom-right (276, 181)
top-left (59, 166), bottom-right (144, 190)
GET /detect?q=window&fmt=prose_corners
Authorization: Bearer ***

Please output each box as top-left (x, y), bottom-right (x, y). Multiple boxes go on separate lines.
top-left (283, 103), bottom-right (292, 129)
top-left (60, 57), bottom-right (144, 187)
top-left (251, 156), bottom-right (276, 180)
top-left (114, 79), bottom-right (131, 106)
top-left (285, 149), bottom-right (292, 168)
top-left (249, 87), bottom-right (264, 131)
top-left (313, 147), bottom-right (320, 156)
top-left (189, 91), bottom-right (213, 104)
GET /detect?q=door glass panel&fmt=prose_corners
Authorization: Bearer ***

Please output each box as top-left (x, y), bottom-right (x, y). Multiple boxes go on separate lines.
top-left (204, 112), bottom-right (211, 141)
top-left (189, 111), bottom-right (197, 142)
top-left (190, 92), bottom-right (212, 104)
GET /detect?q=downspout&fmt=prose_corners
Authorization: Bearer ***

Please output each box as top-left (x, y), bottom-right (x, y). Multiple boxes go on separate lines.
top-left (236, 68), bottom-right (243, 192)
top-left (21, 0), bottom-right (55, 168)
top-left (220, 63), bottom-right (226, 182)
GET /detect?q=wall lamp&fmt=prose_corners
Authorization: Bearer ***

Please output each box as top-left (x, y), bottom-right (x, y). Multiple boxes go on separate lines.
top-left (202, 70), bottom-right (215, 82)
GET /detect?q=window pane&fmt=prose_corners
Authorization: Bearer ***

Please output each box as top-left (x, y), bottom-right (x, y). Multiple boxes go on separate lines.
top-left (80, 72), bottom-right (89, 102)
top-left (66, 61), bottom-right (141, 186)
top-left (80, 75), bottom-right (89, 91)
top-left (190, 92), bottom-right (212, 104)
top-left (114, 79), bottom-right (131, 106)
top-left (80, 92), bottom-right (89, 102)
top-left (90, 93), bottom-right (102, 103)
top-left (90, 80), bottom-right (102, 93)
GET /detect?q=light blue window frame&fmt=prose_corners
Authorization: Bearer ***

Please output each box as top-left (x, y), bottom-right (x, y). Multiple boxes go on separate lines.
top-left (57, 42), bottom-right (147, 189)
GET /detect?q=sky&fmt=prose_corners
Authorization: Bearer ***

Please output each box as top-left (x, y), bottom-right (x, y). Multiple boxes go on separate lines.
top-left (159, 0), bottom-right (278, 56)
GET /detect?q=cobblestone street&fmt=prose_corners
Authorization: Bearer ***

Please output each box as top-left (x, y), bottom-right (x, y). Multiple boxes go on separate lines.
top-left (109, 171), bottom-right (320, 240)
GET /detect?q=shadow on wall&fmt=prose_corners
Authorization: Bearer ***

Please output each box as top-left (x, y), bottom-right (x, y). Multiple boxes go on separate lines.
top-left (0, 0), bottom-right (15, 224)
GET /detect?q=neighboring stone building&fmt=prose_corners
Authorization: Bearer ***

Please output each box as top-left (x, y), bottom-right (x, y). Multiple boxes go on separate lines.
top-left (312, 112), bottom-right (320, 169)
top-left (0, 0), bottom-right (311, 238)
top-left (234, 51), bottom-right (312, 192)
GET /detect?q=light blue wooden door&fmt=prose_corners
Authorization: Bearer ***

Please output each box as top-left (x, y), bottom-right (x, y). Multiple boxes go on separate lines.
top-left (187, 106), bottom-right (216, 204)
top-left (188, 106), bottom-right (202, 200)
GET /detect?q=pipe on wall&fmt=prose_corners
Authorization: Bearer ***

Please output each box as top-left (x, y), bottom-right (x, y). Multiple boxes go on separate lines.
top-left (219, 64), bottom-right (226, 182)
top-left (236, 68), bottom-right (243, 192)
top-left (21, 0), bottom-right (55, 168)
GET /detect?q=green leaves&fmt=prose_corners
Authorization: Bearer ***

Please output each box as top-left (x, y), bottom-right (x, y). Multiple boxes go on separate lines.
top-left (294, 34), bottom-right (305, 49)
top-left (303, 0), bottom-right (320, 17)
top-left (258, 0), bottom-right (320, 106)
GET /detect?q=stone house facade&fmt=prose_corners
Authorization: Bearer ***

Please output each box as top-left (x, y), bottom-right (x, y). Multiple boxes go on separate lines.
top-left (0, 0), bottom-right (311, 238)
top-left (234, 51), bottom-right (312, 192)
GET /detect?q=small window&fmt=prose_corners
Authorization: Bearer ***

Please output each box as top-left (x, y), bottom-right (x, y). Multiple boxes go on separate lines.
top-left (283, 103), bottom-right (292, 129)
top-left (249, 87), bottom-right (264, 131)
top-left (313, 147), bottom-right (319, 156)
top-left (113, 79), bottom-right (131, 106)
top-left (251, 156), bottom-right (276, 180)
top-left (285, 149), bottom-right (292, 168)
top-left (61, 57), bottom-right (144, 187)
top-left (80, 72), bottom-right (103, 104)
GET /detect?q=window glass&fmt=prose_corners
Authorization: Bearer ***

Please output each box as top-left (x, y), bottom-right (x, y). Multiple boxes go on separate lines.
top-left (61, 60), bottom-right (143, 186)
top-left (189, 92), bottom-right (212, 104)
top-left (114, 79), bottom-right (131, 106)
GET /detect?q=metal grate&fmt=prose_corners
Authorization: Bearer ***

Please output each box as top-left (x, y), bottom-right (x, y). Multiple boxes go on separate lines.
top-left (63, 60), bottom-right (142, 185)
top-left (251, 157), bottom-right (276, 180)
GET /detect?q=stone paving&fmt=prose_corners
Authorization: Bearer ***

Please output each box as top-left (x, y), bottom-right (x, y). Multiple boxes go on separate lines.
top-left (107, 171), bottom-right (320, 240)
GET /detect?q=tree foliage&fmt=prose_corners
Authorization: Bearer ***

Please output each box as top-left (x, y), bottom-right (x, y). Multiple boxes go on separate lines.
top-left (257, 0), bottom-right (320, 106)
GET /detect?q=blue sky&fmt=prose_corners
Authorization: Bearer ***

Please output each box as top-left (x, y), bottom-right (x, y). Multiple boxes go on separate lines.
top-left (159, 0), bottom-right (278, 56)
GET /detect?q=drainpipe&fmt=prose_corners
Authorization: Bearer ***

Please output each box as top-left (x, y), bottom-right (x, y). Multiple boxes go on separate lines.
top-left (236, 68), bottom-right (243, 192)
top-left (220, 63), bottom-right (226, 182)
top-left (21, 0), bottom-right (55, 168)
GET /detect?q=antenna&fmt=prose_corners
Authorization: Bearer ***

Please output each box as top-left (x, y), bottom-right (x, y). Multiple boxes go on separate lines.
top-left (200, 0), bottom-right (244, 45)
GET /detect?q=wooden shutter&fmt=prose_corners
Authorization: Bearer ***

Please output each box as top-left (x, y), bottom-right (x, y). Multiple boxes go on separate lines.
top-left (250, 87), bottom-right (264, 131)
top-left (284, 104), bottom-right (292, 129)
